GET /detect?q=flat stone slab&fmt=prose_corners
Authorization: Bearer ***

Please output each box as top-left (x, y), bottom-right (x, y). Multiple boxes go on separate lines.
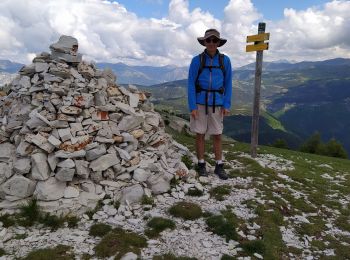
top-left (89, 154), bottom-right (120, 172)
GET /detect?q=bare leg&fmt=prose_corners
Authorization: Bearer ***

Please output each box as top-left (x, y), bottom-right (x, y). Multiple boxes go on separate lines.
top-left (213, 134), bottom-right (222, 161)
top-left (196, 134), bottom-right (205, 161)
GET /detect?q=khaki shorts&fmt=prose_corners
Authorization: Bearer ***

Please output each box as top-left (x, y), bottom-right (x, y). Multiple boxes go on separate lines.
top-left (190, 105), bottom-right (223, 135)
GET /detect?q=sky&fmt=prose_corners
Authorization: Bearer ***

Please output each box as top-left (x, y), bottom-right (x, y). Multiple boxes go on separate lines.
top-left (0, 0), bottom-right (349, 68)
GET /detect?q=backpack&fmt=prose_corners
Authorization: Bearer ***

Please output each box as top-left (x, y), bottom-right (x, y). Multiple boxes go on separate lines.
top-left (195, 51), bottom-right (226, 114)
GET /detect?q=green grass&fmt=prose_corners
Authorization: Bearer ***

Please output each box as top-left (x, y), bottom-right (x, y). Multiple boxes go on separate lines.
top-left (145, 217), bottom-right (176, 238)
top-left (205, 209), bottom-right (239, 242)
top-left (181, 154), bottom-right (193, 169)
top-left (153, 253), bottom-right (198, 260)
top-left (94, 227), bottom-right (147, 258)
top-left (141, 195), bottom-right (155, 206)
top-left (0, 248), bottom-right (6, 257)
top-left (85, 199), bottom-right (104, 220)
top-left (241, 240), bottom-right (265, 255)
top-left (89, 223), bottom-right (112, 237)
top-left (23, 245), bottom-right (74, 260)
top-left (169, 202), bottom-right (203, 220)
top-left (39, 213), bottom-right (65, 231)
top-left (16, 198), bottom-right (41, 226)
top-left (14, 233), bottom-right (27, 240)
top-left (65, 215), bottom-right (79, 228)
top-left (167, 127), bottom-right (350, 257)
top-left (209, 185), bottom-right (231, 201)
top-left (187, 188), bottom-right (204, 197)
top-left (0, 213), bottom-right (16, 227)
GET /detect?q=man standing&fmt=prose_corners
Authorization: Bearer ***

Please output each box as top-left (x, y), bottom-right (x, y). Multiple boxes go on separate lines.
top-left (187, 29), bottom-right (232, 180)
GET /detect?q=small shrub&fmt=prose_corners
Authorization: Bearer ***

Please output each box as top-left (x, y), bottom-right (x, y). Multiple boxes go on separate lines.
top-left (0, 248), bottom-right (6, 257)
top-left (271, 138), bottom-right (289, 149)
top-left (170, 177), bottom-right (180, 188)
top-left (89, 223), bottom-right (112, 237)
top-left (65, 215), bottom-right (79, 228)
top-left (17, 198), bottom-right (41, 226)
top-left (94, 227), bottom-right (147, 258)
top-left (81, 253), bottom-right (92, 260)
top-left (39, 213), bottom-right (65, 231)
top-left (153, 253), bottom-right (198, 260)
top-left (169, 202), bottom-right (202, 220)
top-left (114, 200), bottom-right (121, 210)
top-left (141, 195), bottom-right (154, 205)
top-left (145, 217), bottom-right (176, 238)
top-left (205, 211), bottom-right (238, 242)
top-left (14, 233), bottom-right (27, 240)
top-left (241, 240), bottom-right (265, 255)
top-left (221, 255), bottom-right (235, 260)
top-left (324, 138), bottom-right (348, 159)
top-left (181, 155), bottom-right (193, 169)
top-left (300, 132), bottom-right (323, 154)
top-left (23, 245), bottom-right (74, 260)
top-left (209, 185), bottom-right (231, 201)
top-left (0, 213), bottom-right (16, 227)
top-left (187, 188), bottom-right (204, 197)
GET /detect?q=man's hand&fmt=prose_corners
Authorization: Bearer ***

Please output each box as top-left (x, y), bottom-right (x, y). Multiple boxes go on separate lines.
top-left (221, 108), bottom-right (230, 117)
top-left (191, 109), bottom-right (199, 119)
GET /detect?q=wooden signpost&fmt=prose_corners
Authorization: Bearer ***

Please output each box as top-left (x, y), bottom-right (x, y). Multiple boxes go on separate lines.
top-left (246, 23), bottom-right (270, 157)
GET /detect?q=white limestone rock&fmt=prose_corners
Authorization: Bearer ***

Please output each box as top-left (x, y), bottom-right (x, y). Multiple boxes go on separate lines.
top-left (13, 158), bottom-right (31, 175)
top-left (57, 159), bottom-right (75, 169)
top-left (117, 115), bottom-right (144, 131)
top-left (86, 144), bottom-right (106, 161)
top-left (55, 168), bottom-right (75, 182)
top-left (0, 163), bottom-right (12, 184)
top-left (64, 186), bottom-right (80, 198)
top-left (120, 184), bottom-right (144, 204)
top-left (146, 175), bottom-right (170, 194)
top-left (31, 153), bottom-right (50, 181)
top-left (89, 154), bottom-right (120, 172)
top-left (0, 142), bottom-right (16, 162)
top-left (75, 160), bottom-right (90, 179)
top-left (1, 175), bottom-right (36, 198)
top-left (133, 168), bottom-right (152, 182)
top-left (34, 177), bottom-right (66, 201)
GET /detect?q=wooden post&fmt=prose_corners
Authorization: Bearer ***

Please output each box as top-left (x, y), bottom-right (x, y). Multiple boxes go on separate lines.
top-left (250, 23), bottom-right (266, 157)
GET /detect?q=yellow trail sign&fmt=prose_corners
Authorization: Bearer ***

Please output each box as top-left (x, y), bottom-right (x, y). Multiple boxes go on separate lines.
top-left (246, 43), bottom-right (269, 52)
top-left (246, 33), bottom-right (270, 43)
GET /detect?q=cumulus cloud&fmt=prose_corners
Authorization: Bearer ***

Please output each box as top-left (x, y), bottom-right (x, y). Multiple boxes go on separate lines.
top-left (267, 0), bottom-right (350, 62)
top-left (0, 0), bottom-right (349, 67)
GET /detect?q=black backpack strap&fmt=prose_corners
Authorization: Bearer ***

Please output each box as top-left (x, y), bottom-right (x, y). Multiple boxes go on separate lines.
top-left (195, 52), bottom-right (206, 92)
top-left (219, 53), bottom-right (226, 79)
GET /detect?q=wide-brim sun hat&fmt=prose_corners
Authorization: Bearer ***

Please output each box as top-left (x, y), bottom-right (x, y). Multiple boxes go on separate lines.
top-left (197, 28), bottom-right (227, 47)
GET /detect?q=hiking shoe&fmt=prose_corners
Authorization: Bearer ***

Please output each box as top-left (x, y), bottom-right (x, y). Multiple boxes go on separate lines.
top-left (197, 162), bottom-right (208, 177)
top-left (214, 163), bottom-right (228, 180)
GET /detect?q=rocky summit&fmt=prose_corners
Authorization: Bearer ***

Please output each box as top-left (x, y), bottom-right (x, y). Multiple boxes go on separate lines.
top-left (0, 35), bottom-right (189, 215)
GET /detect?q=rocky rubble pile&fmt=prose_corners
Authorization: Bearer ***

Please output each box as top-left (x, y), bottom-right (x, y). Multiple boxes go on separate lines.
top-left (0, 35), bottom-right (189, 214)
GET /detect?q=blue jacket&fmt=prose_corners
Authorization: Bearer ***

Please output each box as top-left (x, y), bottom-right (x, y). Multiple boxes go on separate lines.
top-left (187, 51), bottom-right (232, 112)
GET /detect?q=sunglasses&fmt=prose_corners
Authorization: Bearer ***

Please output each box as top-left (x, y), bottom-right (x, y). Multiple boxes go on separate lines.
top-left (205, 38), bottom-right (219, 44)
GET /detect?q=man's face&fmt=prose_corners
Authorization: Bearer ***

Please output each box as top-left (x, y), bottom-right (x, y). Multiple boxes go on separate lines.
top-left (204, 37), bottom-right (219, 53)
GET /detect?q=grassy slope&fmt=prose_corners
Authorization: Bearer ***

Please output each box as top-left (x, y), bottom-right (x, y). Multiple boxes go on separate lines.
top-left (168, 127), bottom-right (350, 259)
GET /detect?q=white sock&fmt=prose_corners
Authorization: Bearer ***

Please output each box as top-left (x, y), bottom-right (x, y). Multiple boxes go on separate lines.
top-left (198, 159), bottom-right (205, 163)
top-left (216, 160), bottom-right (223, 165)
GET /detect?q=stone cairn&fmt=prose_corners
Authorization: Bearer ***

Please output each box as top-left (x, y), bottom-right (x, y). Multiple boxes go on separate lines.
top-left (0, 35), bottom-right (190, 215)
